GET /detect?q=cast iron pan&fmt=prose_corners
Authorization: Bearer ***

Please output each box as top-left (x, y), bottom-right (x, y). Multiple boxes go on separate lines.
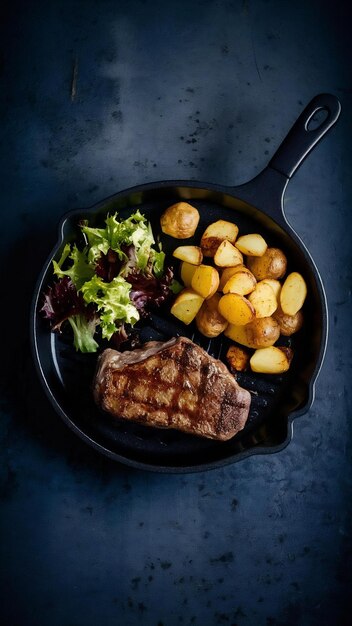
top-left (31, 94), bottom-right (341, 473)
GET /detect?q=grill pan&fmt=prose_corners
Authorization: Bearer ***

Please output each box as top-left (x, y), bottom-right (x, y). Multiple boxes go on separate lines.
top-left (31, 93), bottom-right (341, 472)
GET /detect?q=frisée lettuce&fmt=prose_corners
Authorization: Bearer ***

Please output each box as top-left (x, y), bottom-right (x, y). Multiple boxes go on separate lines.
top-left (41, 211), bottom-right (180, 352)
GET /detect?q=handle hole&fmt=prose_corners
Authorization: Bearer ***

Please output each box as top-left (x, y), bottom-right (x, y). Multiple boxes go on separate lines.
top-left (305, 107), bottom-right (329, 131)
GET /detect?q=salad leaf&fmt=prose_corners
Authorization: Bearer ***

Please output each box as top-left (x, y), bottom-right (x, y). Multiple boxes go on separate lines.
top-left (40, 276), bottom-right (99, 352)
top-left (53, 244), bottom-right (94, 290)
top-left (81, 210), bottom-right (154, 268)
top-left (42, 210), bottom-right (177, 353)
top-left (40, 275), bottom-right (86, 331)
top-left (126, 266), bottom-right (174, 314)
top-left (80, 275), bottom-right (139, 340)
top-left (150, 247), bottom-right (165, 278)
top-left (67, 315), bottom-right (99, 353)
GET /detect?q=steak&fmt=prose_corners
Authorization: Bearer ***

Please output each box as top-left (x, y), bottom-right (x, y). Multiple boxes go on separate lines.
top-left (94, 336), bottom-right (251, 441)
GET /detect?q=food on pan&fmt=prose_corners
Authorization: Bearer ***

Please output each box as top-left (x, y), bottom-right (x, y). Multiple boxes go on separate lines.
top-left (235, 233), bottom-right (268, 257)
top-left (170, 289), bottom-right (204, 324)
top-left (94, 337), bottom-right (251, 441)
top-left (172, 245), bottom-right (203, 265)
top-left (250, 345), bottom-right (294, 374)
top-left (218, 293), bottom-right (256, 326)
top-left (280, 272), bottom-right (307, 315)
top-left (273, 305), bottom-right (303, 336)
top-left (200, 219), bottom-right (239, 257)
top-left (226, 345), bottom-right (250, 372)
top-left (222, 268), bottom-right (257, 296)
top-left (191, 264), bottom-right (220, 299)
top-left (195, 293), bottom-right (228, 338)
top-left (160, 202), bottom-right (200, 238)
top-left (248, 281), bottom-right (278, 318)
top-left (180, 261), bottom-right (197, 287)
top-left (224, 317), bottom-right (280, 349)
top-left (169, 217), bottom-right (307, 375)
top-left (41, 212), bottom-right (180, 353)
top-left (260, 278), bottom-right (281, 301)
top-left (247, 247), bottom-right (287, 280)
top-left (214, 240), bottom-right (243, 267)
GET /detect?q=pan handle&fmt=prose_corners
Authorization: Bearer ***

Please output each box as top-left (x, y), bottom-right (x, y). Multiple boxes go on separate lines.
top-left (229, 94), bottom-right (341, 223)
top-left (268, 93), bottom-right (341, 179)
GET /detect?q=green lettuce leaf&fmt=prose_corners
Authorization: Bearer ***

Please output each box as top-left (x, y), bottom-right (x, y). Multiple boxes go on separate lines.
top-left (81, 211), bottom-right (157, 270)
top-left (67, 314), bottom-right (99, 353)
top-left (53, 244), bottom-right (94, 290)
top-left (80, 275), bottom-right (139, 340)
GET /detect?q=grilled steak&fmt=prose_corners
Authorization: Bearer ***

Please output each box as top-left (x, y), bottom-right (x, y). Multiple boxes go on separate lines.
top-left (94, 337), bottom-right (251, 441)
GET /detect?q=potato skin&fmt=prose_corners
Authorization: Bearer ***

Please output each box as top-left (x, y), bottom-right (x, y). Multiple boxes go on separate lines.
top-left (160, 202), bottom-right (200, 238)
top-left (195, 294), bottom-right (228, 337)
top-left (273, 306), bottom-right (303, 336)
top-left (244, 317), bottom-right (280, 348)
top-left (247, 247), bottom-right (287, 280)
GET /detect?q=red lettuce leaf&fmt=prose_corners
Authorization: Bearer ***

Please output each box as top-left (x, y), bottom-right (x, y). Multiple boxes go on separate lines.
top-left (40, 276), bottom-right (93, 331)
top-left (126, 266), bottom-right (174, 317)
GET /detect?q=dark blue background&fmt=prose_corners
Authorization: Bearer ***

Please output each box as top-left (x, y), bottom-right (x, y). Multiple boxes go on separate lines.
top-left (1, 1), bottom-right (351, 624)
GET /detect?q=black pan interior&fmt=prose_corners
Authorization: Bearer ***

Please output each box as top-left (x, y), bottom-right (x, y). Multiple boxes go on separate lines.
top-left (33, 184), bottom-right (324, 470)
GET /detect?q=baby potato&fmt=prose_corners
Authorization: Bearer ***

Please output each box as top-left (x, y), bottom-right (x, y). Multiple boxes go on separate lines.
top-left (224, 317), bottom-right (280, 349)
top-left (235, 233), bottom-right (267, 257)
top-left (218, 293), bottom-right (255, 326)
top-left (173, 245), bottom-right (203, 265)
top-left (250, 346), bottom-right (293, 374)
top-left (226, 345), bottom-right (250, 372)
top-left (218, 265), bottom-right (247, 291)
top-left (280, 272), bottom-right (307, 315)
top-left (191, 264), bottom-right (220, 299)
top-left (196, 293), bottom-right (228, 338)
top-left (214, 240), bottom-right (244, 267)
top-left (170, 288), bottom-right (204, 324)
top-left (224, 324), bottom-right (256, 348)
top-left (248, 282), bottom-right (278, 318)
top-left (244, 317), bottom-right (281, 348)
top-left (222, 269), bottom-right (257, 296)
top-left (260, 278), bottom-right (281, 302)
top-left (180, 261), bottom-right (197, 287)
top-left (247, 247), bottom-right (287, 280)
top-left (273, 305), bottom-right (303, 336)
top-left (160, 202), bottom-right (200, 238)
top-left (200, 219), bottom-right (239, 257)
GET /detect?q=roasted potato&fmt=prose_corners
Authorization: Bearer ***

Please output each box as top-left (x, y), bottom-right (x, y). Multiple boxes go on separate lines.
top-left (214, 240), bottom-right (243, 267)
top-left (222, 269), bottom-right (257, 296)
top-left (235, 233), bottom-right (267, 257)
top-left (180, 261), bottom-right (197, 287)
top-left (250, 346), bottom-right (293, 374)
top-left (196, 293), bottom-right (228, 338)
top-left (173, 245), bottom-right (203, 265)
top-left (248, 282), bottom-right (278, 318)
top-left (244, 317), bottom-right (281, 348)
top-left (273, 305), bottom-right (303, 336)
top-left (224, 323), bottom-right (256, 348)
top-left (226, 345), bottom-right (250, 372)
top-left (218, 265), bottom-right (247, 291)
top-left (160, 202), bottom-right (200, 238)
top-left (218, 293), bottom-right (255, 326)
top-left (261, 278), bottom-right (281, 302)
top-left (247, 247), bottom-right (287, 280)
top-left (224, 317), bottom-right (280, 349)
top-left (200, 219), bottom-right (239, 257)
top-left (191, 264), bottom-right (220, 299)
top-left (170, 288), bottom-right (204, 324)
top-left (280, 272), bottom-right (307, 315)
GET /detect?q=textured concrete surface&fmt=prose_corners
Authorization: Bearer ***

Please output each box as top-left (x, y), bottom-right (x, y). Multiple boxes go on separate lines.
top-left (0, 1), bottom-right (351, 625)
